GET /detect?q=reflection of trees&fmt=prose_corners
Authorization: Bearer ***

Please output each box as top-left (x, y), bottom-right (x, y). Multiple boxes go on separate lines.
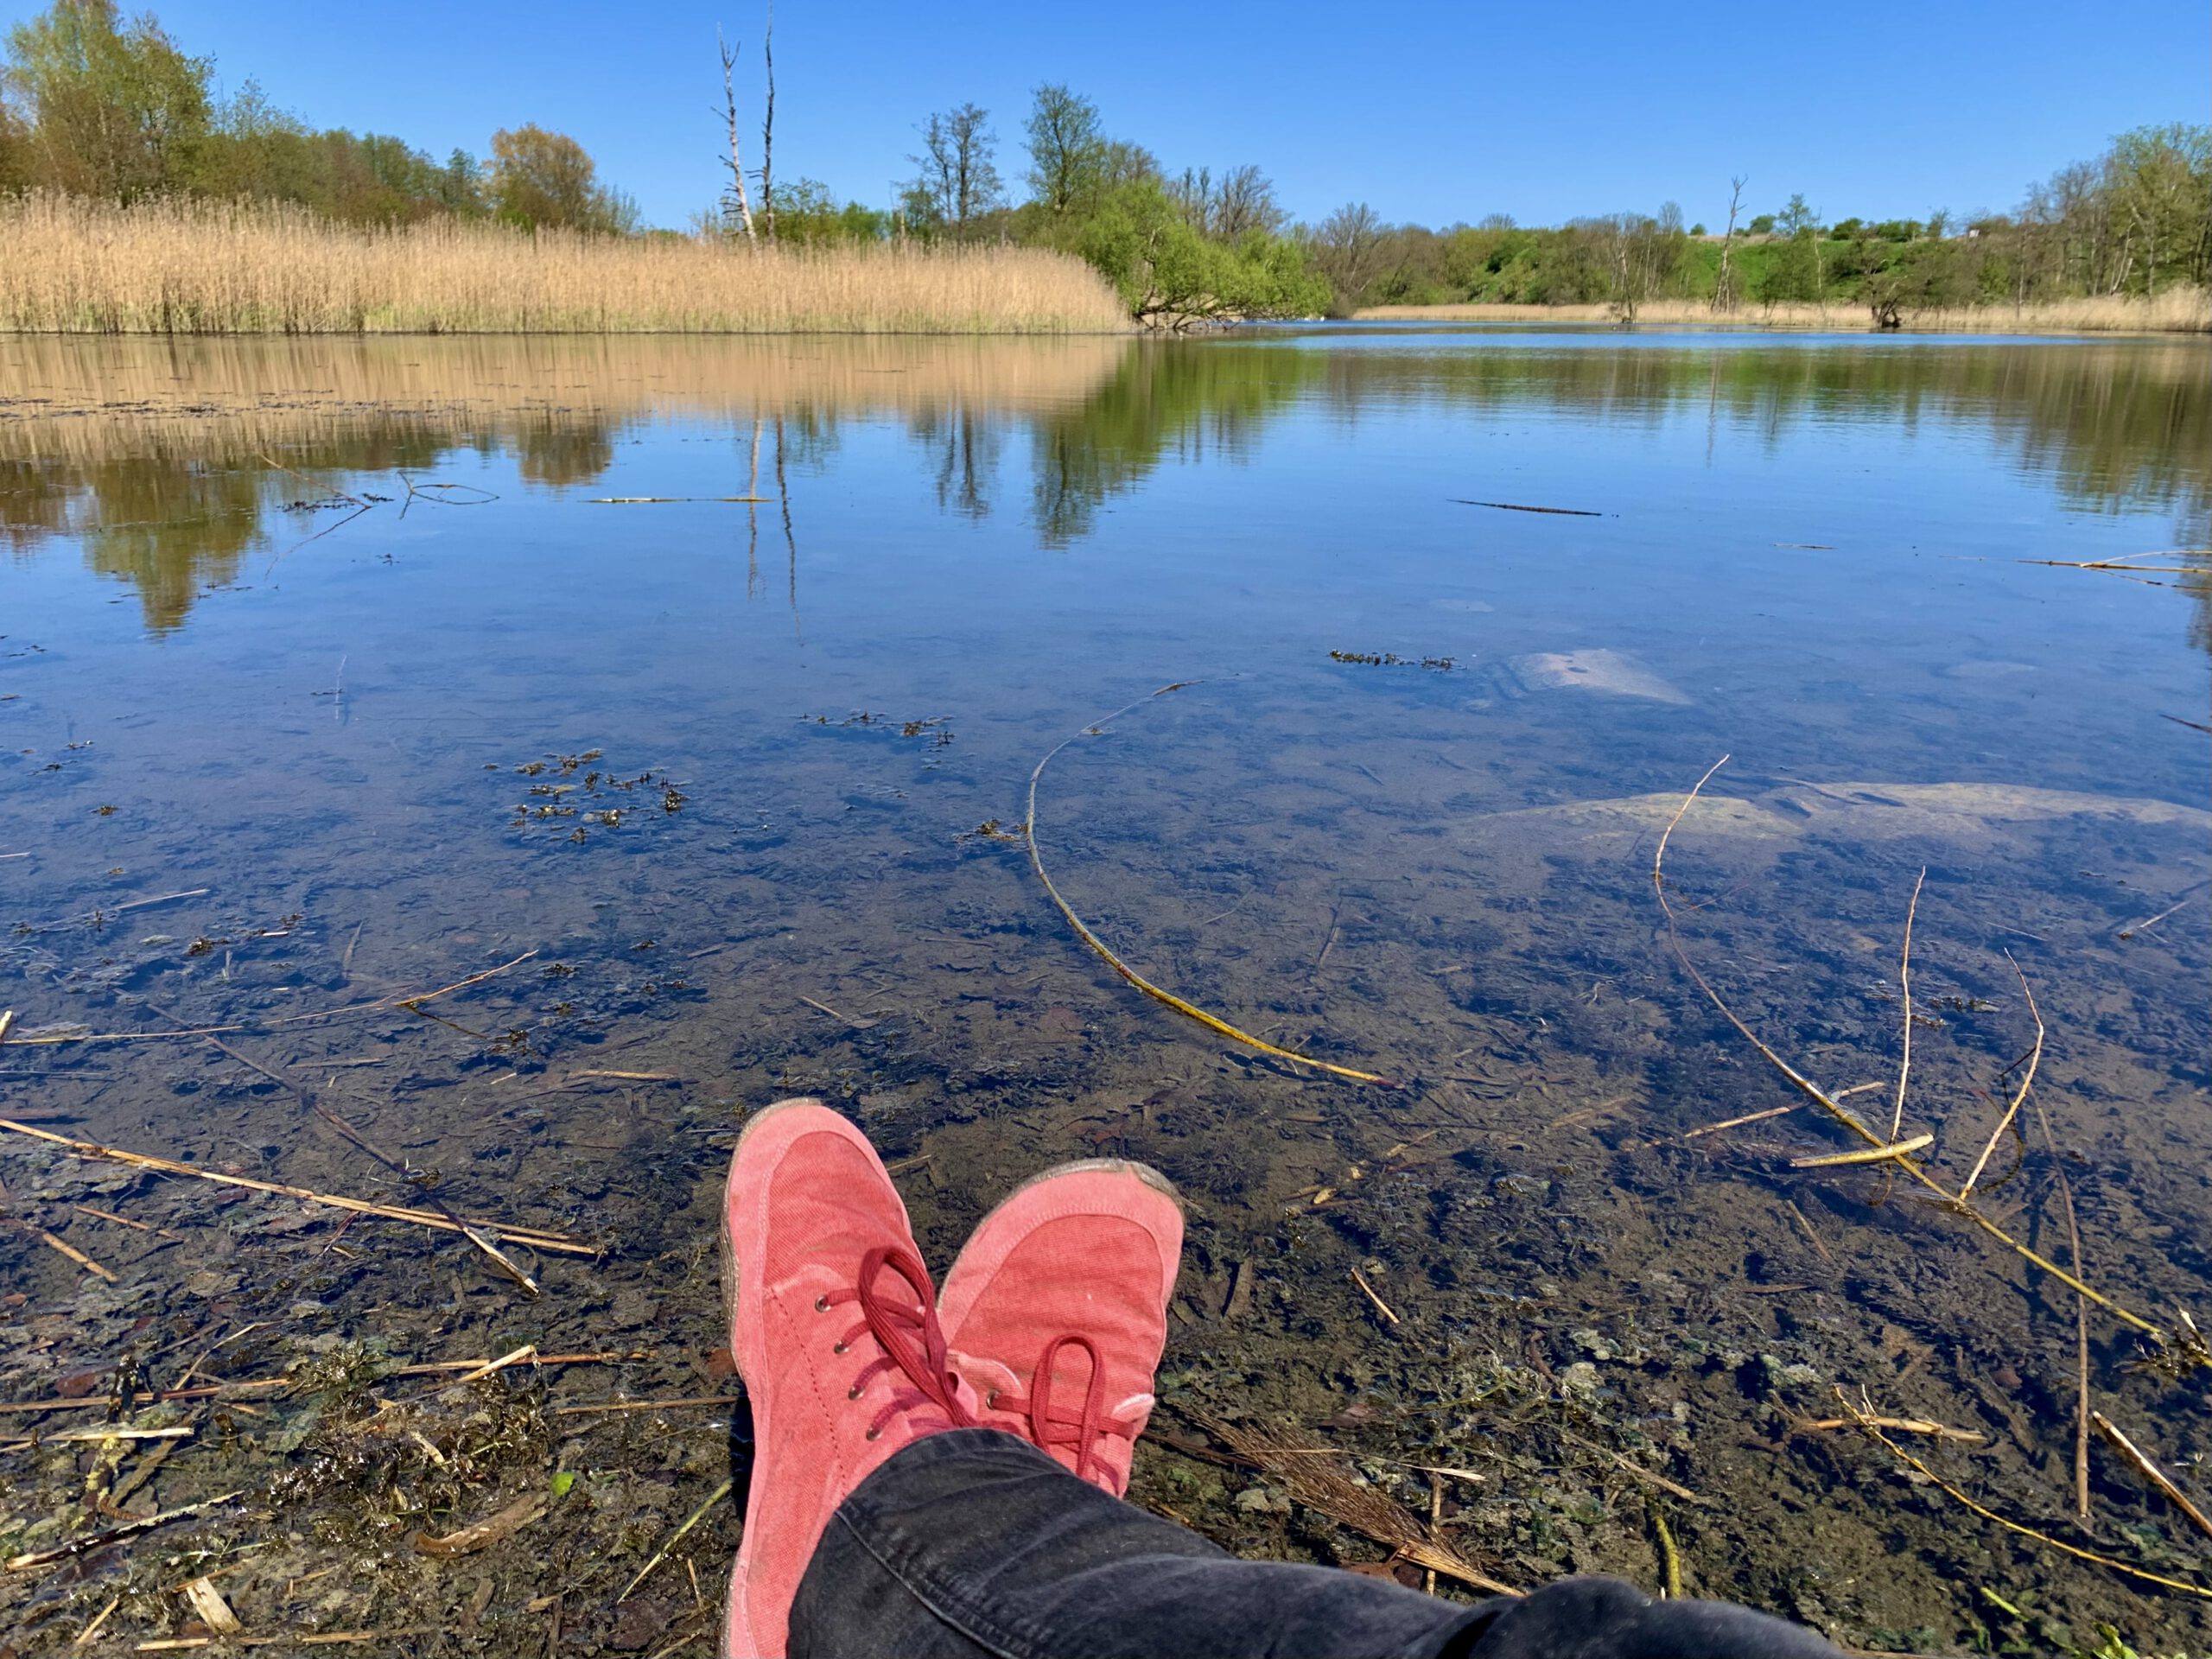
top-left (512, 415), bottom-right (615, 490)
top-left (78, 458), bottom-right (265, 632)
top-left (3, 425), bottom-right (508, 632)
top-left (910, 408), bottom-right (1000, 520)
top-left (1027, 343), bottom-right (1322, 546)
top-left (1272, 339), bottom-right (2212, 531)
top-left (5, 340), bottom-right (2205, 645)
top-left (1, 461), bottom-right (72, 558)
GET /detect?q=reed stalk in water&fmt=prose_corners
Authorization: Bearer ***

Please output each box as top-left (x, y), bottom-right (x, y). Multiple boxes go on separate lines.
top-left (1651, 756), bottom-right (2186, 1350)
top-left (1023, 683), bottom-right (1393, 1086)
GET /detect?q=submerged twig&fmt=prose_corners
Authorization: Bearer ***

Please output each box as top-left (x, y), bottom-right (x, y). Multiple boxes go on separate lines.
top-left (550, 1395), bottom-right (734, 1418)
top-left (1196, 1413), bottom-right (1516, 1596)
top-left (0, 1119), bottom-right (588, 1254)
top-left (1560, 1431), bottom-right (1706, 1503)
top-left (2031, 1096), bottom-right (2093, 1521)
top-left (1024, 684), bottom-right (1392, 1086)
top-left (1652, 759), bottom-right (2168, 1343)
top-left (71, 1594), bottom-right (121, 1648)
top-left (1349, 1267), bottom-right (1402, 1325)
top-left (1651, 1510), bottom-right (1682, 1599)
top-left (2091, 1413), bottom-right (2212, 1541)
top-left (1959, 955), bottom-right (2044, 1198)
top-left (1796, 1414), bottom-right (1983, 1444)
top-left (1891, 868), bottom-right (1925, 1142)
top-left (618, 1478), bottom-right (734, 1602)
top-left (1790, 1134), bottom-right (1933, 1169)
top-left (2117, 893), bottom-right (2198, 940)
top-left (5, 1491), bottom-right (244, 1571)
top-left (181, 1013), bottom-right (549, 1297)
top-left (1678, 1104), bottom-right (1796, 1140)
top-left (13, 1222), bottom-right (118, 1282)
top-left (1835, 1392), bottom-right (2212, 1599)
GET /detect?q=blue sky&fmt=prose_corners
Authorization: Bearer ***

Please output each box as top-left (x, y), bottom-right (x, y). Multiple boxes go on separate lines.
top-left (10, 0), bottom-right (2205, 231)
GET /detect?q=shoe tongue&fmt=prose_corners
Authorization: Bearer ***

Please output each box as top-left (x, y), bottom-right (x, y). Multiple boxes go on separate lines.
top-left (949, 1372), bottom-right (984, 1418)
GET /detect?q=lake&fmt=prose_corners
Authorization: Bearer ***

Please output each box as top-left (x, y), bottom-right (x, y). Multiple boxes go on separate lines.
top-left (2, 328), bottom-right (2208, 1653)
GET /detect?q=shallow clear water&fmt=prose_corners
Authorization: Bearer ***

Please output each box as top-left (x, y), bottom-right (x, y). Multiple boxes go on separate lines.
top-left (3, 330), bottom-right (2209, 1649)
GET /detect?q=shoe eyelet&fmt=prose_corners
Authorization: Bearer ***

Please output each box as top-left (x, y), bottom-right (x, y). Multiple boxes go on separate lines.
top-left (848, 1385), bottom-right (863, 1400)
top-left (865, 1427), bottom-right (880, 1440)
top-left (831, 1341), bottom-right (849, 1355)
top-left (813, 1295), bottom-right (830, 1313)
top-left (984, 1389), bottom-right (999, 1408)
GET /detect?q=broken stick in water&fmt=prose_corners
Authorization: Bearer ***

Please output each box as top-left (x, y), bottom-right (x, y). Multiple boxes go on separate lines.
top-left (0, 1119), bottom-right (588, 1254)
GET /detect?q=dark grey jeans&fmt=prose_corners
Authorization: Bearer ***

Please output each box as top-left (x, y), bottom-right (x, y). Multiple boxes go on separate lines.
top-left (788, 1429), bottom-right (1839, 1658)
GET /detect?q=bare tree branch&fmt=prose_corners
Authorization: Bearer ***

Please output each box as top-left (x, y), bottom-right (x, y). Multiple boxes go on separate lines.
top-left (715, 29), bottom-right (755, 240)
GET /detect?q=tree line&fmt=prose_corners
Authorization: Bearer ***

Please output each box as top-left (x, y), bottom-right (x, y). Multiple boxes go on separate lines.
top-left (1305, 127), bottom-right (2209, 321)
top-left (0, 0), bottom-right (635, 232)
top-left (2, 0), bottom-right (2202, 324)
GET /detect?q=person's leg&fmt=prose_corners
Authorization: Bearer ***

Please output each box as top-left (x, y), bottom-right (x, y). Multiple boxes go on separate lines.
top-left (790, 1427), bottom-right (1842, 1659)
top-left (728, 1116), bottom-right (1839, 1659)
top-left (790, 1427), bottom-right (1481, 1658)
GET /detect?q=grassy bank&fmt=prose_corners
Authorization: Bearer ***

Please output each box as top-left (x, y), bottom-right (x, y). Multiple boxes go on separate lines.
top-left (1355, 291), bottom-right (2212, 334)
top-left (0, 194), bottom-right (1132, 334)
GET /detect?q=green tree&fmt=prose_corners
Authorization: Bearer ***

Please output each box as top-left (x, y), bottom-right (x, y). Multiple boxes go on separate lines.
top-left (2104, 123), bottom-right (2212, 293)
top-left (1079, 180), bottom-right (1327, 326)
top-left (2, 0), bottom-right (210, 199)
top-left (774, 177), bottom-right (888, 245)
top-left (906, 102), bottom-right (1001, 235)
top-left (1759, 226), bottom-right (1824, 301)
top-left (488, 124), bottom-right (632, 233)
top-left (1022, 82), bottom-right (1103, 214)
top-left (0, 87), bottom-right (30, 188)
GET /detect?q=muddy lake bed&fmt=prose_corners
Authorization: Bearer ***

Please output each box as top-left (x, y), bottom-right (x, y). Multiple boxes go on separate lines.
top-left (1, 328), bottom-right (2209, 1655)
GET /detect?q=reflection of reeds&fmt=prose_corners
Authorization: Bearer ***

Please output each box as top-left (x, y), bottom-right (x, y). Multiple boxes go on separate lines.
top-left (0, 194), bottom-right (1129, 335)
top-left (0, 333), bottom-right (1134, 473)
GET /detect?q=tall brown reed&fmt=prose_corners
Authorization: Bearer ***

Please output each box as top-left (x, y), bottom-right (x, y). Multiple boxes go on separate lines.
top-left (0, 194), bottom-right (1131, 335)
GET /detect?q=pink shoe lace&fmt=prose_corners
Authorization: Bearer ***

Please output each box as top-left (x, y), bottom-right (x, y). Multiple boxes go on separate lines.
top-left (982, 1334), bottom-right (1140, 1485)
top-left (819, 1245), bottom-right (976, 1440)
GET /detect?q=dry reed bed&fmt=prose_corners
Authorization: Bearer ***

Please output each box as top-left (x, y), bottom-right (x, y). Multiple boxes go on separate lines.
top-left (1359, 291), bottom-right (2212, 334)
top-left (0, 194), bottom-right (1131, 335)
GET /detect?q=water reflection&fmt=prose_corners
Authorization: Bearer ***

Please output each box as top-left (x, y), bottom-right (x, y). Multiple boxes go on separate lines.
top-left (2, 333), bottom-right (2205, 635)
top-left (2, 330), bottom-right (2207, 1651)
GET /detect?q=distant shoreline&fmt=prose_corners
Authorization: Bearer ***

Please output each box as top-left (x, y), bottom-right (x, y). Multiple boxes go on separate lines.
top-left (1352, 293), bottom-right (2210, 335)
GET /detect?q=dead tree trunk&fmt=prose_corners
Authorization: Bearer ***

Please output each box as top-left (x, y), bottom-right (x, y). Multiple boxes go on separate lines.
top-left (1713, 175), bottom-right (1746, 314)
top-left (759, 0), bottom-right (777, 241)
top-left (717, 30), bottom-right (756, 239)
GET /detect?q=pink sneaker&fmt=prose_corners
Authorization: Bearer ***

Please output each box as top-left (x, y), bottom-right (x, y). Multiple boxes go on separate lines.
top-left (721, 1101), bottom-right (974, 1659)
top-left (937, 1160), bottom-right (1183, 1496)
